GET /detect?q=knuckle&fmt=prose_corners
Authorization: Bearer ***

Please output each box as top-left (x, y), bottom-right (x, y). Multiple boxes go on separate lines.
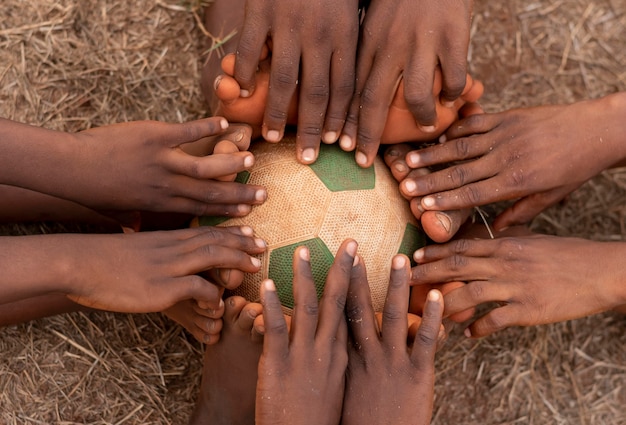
top-left (449, 165), bottom-right (469, 187)
top-left (461, 184), bottom-right (483, 206)
top-left (272, 68), bottom-right (297, 90)
top-left (468, 281), bottom-right (485, 301)
top-left (303, 83), bottom-right (330, 105)
top-left (454, 138), bottom-right (472, 159)
top-left (451, 239), bottom-right (471, 255)
top-left (415, 329), bottom-right (437, 348)
top-left (382, 306), bottom-right (404, 323)
top-left (298, 124), bottom-right (322, 137)
top-left (302, 302), bottom-right (319, 317)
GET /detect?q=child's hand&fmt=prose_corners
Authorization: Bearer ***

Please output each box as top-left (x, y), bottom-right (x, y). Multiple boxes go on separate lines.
top-left (24, 226), bottom-right (265, 314)
top-left (255, 241), bottom-right (357, 425)
top-left (342, 254), bottom-right (442, 425)
top-left (234, 0), bottom-right (359, 161)
top-left (400, 93), bottom-right (626, 230)
top-left (411, 235), bottom-right (626, 338)
top-left (72, 117), bottom-right (266, 216)
top-left (0, 117), bottom-right (266, 219)
top-left (342, 0), bottom-right (473, 167)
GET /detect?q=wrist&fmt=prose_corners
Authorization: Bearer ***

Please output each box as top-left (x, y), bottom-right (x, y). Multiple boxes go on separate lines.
top-left (591, 92), bottom-right (626, 167)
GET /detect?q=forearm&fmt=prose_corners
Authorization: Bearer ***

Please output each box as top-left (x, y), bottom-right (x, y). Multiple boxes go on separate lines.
top-left (0, 118), bottom-right (80, 197)
top-left (0, 234), bottom-right (77, 304)
top-left (591, 92), bottom-right (626, 168)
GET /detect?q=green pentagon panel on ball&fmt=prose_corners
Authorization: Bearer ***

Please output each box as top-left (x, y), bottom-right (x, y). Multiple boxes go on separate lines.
top-left (194, 135), bottom-right (426, 314)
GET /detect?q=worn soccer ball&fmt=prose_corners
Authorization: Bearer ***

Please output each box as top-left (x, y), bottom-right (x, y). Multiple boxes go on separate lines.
top-left (195, 136), bottom-right (425, 313)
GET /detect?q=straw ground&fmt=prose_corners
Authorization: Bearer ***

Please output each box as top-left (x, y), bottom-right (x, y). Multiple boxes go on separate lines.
top-left (1, 0), bottom-right (625, 423)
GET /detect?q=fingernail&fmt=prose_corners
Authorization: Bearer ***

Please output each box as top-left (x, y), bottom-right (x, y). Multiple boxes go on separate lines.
top-left (422, 197), bottom-right (435, 208)
top-left (406, 152), bottom-right (420, 166)
top-left (240, 89), bottom-right (250, 98)
top-left (339, 135), bottom-right (353, 150)
top-left (464, 328), bottom-right (472, 338)
top-left (219, 269), bottom-right (231, 284)
top-left (251, 257), bottom-right (262, 268)
top-left (255, 189), bottom-right (267, 202)
top-left (428, 290), bottom-right (441, 302)
top-left (392, 254), bottom-right (406, 269)
top-left (240, 226), bottom-right (254, 236)
top-left (266, 130), bottom-right (281, 142)
top-left (439, 134), bottom-right (447, 143)
top-left (264, 279), bottom-right (276, 292)
top-left (403, 180), bottom-right (417, 194)
top-left (386, 149), bottom-right (399, 158)
top-left (323, 131), bottom-right (338, 144)
top-left (220, 118), bottom-right (228, 130)
top-left (435, 212), bottom-right (451, 233)
top-left (355, 151), bottom-right (368, 166)
top-left (244, 155), bottom-right (254, 168)
top-left (237, 204), bottom-right (252, 214)
top-left (413, 249), bottom-right (424, 262)
top-left (394, 162), bottom-right (407, 173)
top-left (219, 298), bottom-right (225, 309)
top-left (255, 238), bottom-right (266, 249)
top-left (353, 255), bottom-right (360, 266)
top-left (302, 148), bottom-right (316, 163)
top-left (248, 309), bottom-right (258, 319)
top-left (298, 247), bottom-right (310, 261)
top-left (213, 75), bottom-right (222, 91)
top-left (346, 240), bottom-right (358, 257)
top-left (419, 124), bottom-right (436, 133)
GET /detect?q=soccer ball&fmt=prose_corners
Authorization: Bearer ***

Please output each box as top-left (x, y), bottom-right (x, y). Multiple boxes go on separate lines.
top-left (195, 136), bottom-right (425, 313)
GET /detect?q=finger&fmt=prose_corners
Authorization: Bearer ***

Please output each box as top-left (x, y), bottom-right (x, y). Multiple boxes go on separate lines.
top-left (438, 34), bottom-right (470, 104)
top-left (262, 38), bottom-right (301, 143)
top-left (355, 60), bottom-right (400, 167)
top-left (174, 179), bottom-right (267, 207)
top-left (186, 225), bottom-right (266, 256)
top-left (193, 315), bottom-right (223, 339)
top-left (213, 140), bottom-right (247, 182)
top-left (381, 254), bottom-right (411, 351)
top-left (420, 208), bottom-right (473, 243)
top-left (260, 279), bottom-right (290, 356)
top-left (403, 52), bottom-right (438, 130)
top-left (410, 289), bottom-right (443, 366)
top-left (170, 151), bottom-right (255, 181)
top-left (322, 36), bottom-right (358, 144)
top-left (384, 144), bottom-right (420, 183)
top-left (493, 186), bottom-right (578, 231)
top-left (339, 34), bottom-right (377, 153)
top-left (180, 123), bottom-right (253, 157)
top-left (345, 255), bottom-right (380, 351)
top-left (404, 137), bottom-right (491, 171)
top-left (233, 9), bottom-right (269, 95)
top-left (316, 239), bottom-right (357, 343)
top-left (164, 117), bottom-right (229, 148)
top-left (443, 112), bottom-right (498, 141)
top-left (291, 246), bottom-right (320, 345)
top-left (443, 280), bottom-right (511, 318)
top-left (465, 304), bottom-right (523, 338)
top-left (193, 297), bottom-right (225, 319)
top-left (295, 47), bottom-right (332, 163)
top-left (238, 302), bottom-right (264, 333)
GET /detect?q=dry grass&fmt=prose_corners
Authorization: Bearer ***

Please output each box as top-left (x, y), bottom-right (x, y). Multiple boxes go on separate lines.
top-left (0, 0), bottom-right (625, 423)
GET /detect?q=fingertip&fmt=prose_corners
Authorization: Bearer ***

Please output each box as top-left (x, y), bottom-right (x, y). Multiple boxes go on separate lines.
top-left (220, 118), bottom-right (228, 130)
top-left (339, 134), bottom-right (354, 151)
top-left (427, 289), bottom-right (442, 303)
top-left (392, 254), bottom-right (407, 270)
top-left (355, 150), bottom-right (368, 167)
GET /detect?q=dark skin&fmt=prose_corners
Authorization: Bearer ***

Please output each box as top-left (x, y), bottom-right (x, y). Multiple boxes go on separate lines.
top-left (411, 235), bottom-right (626, 338)
top-left (0, 117), bottom-right (266, 344)
top-left (343, 254), bottom-right (443, 425)
top-left (0, 117), bottom-right (266, 221)
top-left (343, 0), bottom-right (474, 167)
top-left (233, 0), bottom-right (360, 160)
top-left (255, 241), bottom-right (356, 425)
top-left (0, 226), bottom-right (264, 314)
top-left (399, 92), bottom-right (626, 230)
top-left (189, 295), bottom-right (264, 425)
